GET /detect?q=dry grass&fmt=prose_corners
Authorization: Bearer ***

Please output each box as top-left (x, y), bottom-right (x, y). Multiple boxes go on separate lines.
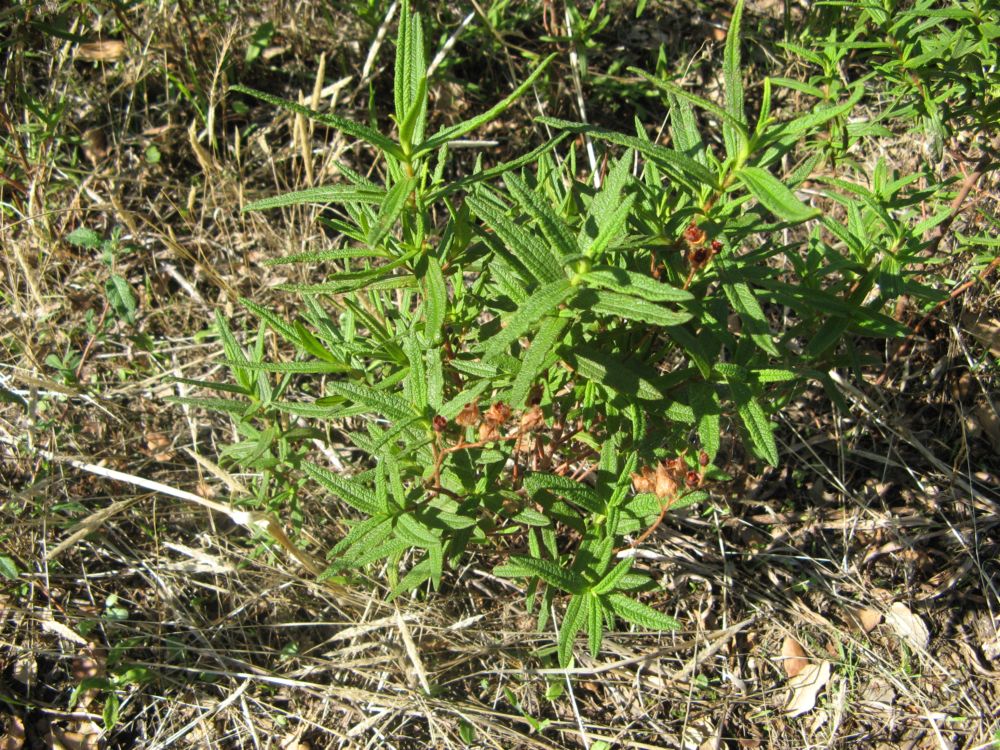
top-left (2, 1), bottom-right (999, 748)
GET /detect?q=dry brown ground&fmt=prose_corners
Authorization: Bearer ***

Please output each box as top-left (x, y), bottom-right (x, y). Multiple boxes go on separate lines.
top-left (2, 1), bottom-right (999, 748)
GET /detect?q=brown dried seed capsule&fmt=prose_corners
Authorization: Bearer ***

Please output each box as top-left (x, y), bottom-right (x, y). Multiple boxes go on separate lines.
top-left (455, 402), bottom-right (480, 426)
top-left (684, 222), bottom-right (706, 246)
top-left (685, 470), bottom-right (701, 488)
top-left (478, 421), bottom-right (501, 442)
top-left (699, 450), bottom-right (710, 466)
top-left (519, 405), bottom-right (545, 432)
top-left (688, 245), bottom-right (711, 268)
top-left (484, 401), bottom-right (511, 425)
top-left (655, 462), bottom-right (678, 500)
top-left (432, 415), bottom-right (448, 432)
top-left (632, 466), bottom-right (656, 494)
top-left (711, 239), bottom-right (723, 253)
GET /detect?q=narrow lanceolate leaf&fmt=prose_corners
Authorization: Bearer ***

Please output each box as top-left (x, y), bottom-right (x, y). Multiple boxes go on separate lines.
top-left (494, 555), bottom-right (584, 594)
top-left (324, 381), bottom-right (414, 421)
top-left (303, 461), bottom-right (383, 515)
top-left (563, 346), bottom-right (664, 401)
top-left (736, 166), bottom-right (819, 223)
top-left (404, 335), bottom-right (427, 410)
top-left (722, 0), bottom-right (747, 162)
top-left (723, 281), bottom-right (780, 356)
top-left (466, 191), bottom-right (564, 283)
top-left (585, 192), bottom-right (635, 261)
top-left (366, 176), bottom-right (416, 249)
top-left (728, 380), bottom-right (779, 466)
top-left (480, 279), bottom-right (573, 359)
top-left (590, 290), bottom-right (692, 327)
top-left (394, 0), bottom-right (425, 126)
top-left (422, 256), bottom-right (447, 344)
top-left (578, 152), bottom-right (632, 254)
top-left (416, 53), bottom-right (556, 155)
top-left (231, 85), bottom-right (402, 160)
top-left (630, 71), bottom-right (747, 139)
top-left (593, 558), bottom-right (633, 595)
top-left (504, 172), bottom-right (577, 260)
top-left (583, 267), bottom-right (693, 303)
top-left (587, 594), bottom-right (604, 658)
top-left (224, 360), bottom-right (356, 374)
top-left (775, 84), bottom-right (864, 139)
top-left (509, 315), bottom-right (568, 407)
top-left (394, 0), bottom-right (427, 148)
top-left (244, 185), bottom-right (385, 212)
top-left (558, 594), bottom-right (589, 667)
top-left (523, 472), bottom-right (605, 515)
top-left (689, 381), bottom-right (721, 461)
top-left (537, 117), bottom-right (717, 189)
top-left (607, 593), bottom-right (680, 631)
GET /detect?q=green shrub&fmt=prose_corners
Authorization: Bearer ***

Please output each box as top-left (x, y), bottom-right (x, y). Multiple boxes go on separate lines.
top-left (175, 0), bottom-right (994, 667)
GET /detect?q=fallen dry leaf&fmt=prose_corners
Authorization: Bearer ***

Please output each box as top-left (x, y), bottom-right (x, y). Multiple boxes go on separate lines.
top-left (76, 39), bottom-right (126, 62)
top-left (11, 651), bottom-right (35, 687)
top-left (886, 602), bottom-right (929, 650)
top-left (781, 636), bottom-right (809, 678)
top-left (855, 607), bottom-right (882, 633)
top-left (785, 660), bottom-right (832, 717)
top-left (962, 311), bottom-right (1000, 358)
top-left (972, 403), bottom-right (1000, 454)
top-left (1, 715), bottom-right (25, 750)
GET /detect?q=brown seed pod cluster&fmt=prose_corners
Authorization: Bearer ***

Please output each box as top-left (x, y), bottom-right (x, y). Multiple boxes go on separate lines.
top-left (447, 400), bottom-right (543, 443)
top-left (631, 455), bottom-right (704, 499)
top-left (683, 222), bottom-right (720, 272)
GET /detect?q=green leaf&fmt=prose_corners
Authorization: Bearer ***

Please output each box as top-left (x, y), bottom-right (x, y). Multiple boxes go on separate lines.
top-left (774, 84), bottom-right (864, 139)
top-left (367, 176), bottom-right (416, 249)
top-left (558, 594), bottom-right (588, 667)
top-left (0, 555), bottom-right (20, 580)
top-left (480, 279), bottom-right (573, 359)
top-left (396, 512), bottom-right (440, 548)
top-left (244, 185), bottom-right (385, 212)
top-left (722, 0), bottom-right (748, 162)
top-left (106, 274), bottom-right (137, 324)
top-left (563, 345), bottom-right (665, 402)
top-left (303, 461), bottom-right (383, 515)
top-left (394, 0), bottom-right (427, 150)
top-left (631, 71), bottom-right (747, 141)
top-left (415, 54), bottom-right (557, 155)
top-left (466, 190), bottom-right (565, 283)
top-left (588, 290), bottom-right (692, 327)
top-left (582, 267), bottom-right (693, 303)
top-left (404, 335), bottom-right (428, 410)
top-left (223, 360), bottom-right (356, 374)
top-left (231, 84), bottom-right (403, 159)
top-left (324, 381), bottom-right (414, 421)
top-left (689, 381), bottom-right (721, 461)
top-left (607, 593), bottom-right (679, 631)
top-left (422, 256), bottom-right (447, 345)
top-left (65, 227), bottom-right (101, 248)
top-left (736, 166), bottom-right (819, 223)
top-left (504, 172), bottom-right (577, 260)
top-left (166, 396), bottom-right (250, 417)
top-left (587, 593), bottom-right (604, 658)
top-left (723, 281), bottom-right (779, 356)
top-left (508, 316), bottom-right (568, 407)
top-left (593, 558), bottom-right (632, 595)
top-left (537, 117), bottom-right (717, 189)
top-left (494, 555), bottom-right (585, 594)
top-left (728, 380), bottom-right (779, 466)
top-left (524, 472), bottom-right (605, 515)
